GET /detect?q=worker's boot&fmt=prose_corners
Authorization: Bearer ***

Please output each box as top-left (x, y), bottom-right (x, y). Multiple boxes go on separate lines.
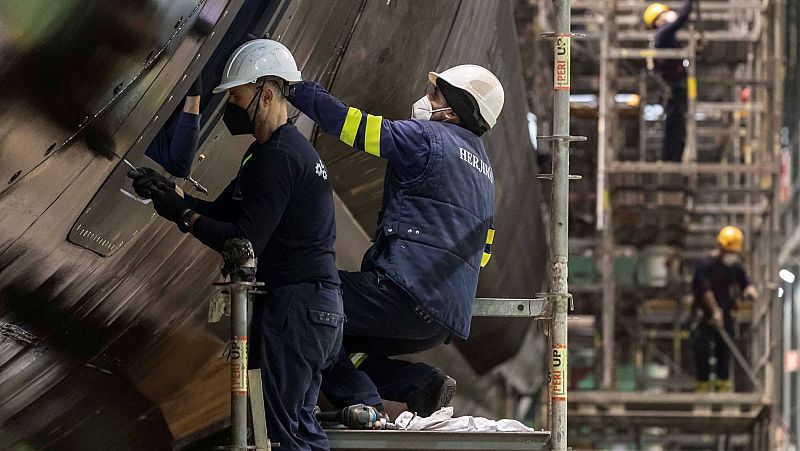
top-left (406, 372), bottom-right (457, 417)
top-left (715, 379), bottom-right (732, 393)
top-left (694, 380), bottom-right (711, 393)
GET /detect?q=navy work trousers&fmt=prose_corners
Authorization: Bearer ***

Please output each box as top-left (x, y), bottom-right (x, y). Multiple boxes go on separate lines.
top-left (662, 83), bottom-right (688, 162)
top-left (693, 313), bottom-right (734, 381)
top-left (321, 270), bottom-right (451, 408)
top-left (249, 282), bottom-right (344, 451)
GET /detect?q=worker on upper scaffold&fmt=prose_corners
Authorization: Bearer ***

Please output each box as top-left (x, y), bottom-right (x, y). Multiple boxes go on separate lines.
top-left (644, 1), bottom-right (693, 162)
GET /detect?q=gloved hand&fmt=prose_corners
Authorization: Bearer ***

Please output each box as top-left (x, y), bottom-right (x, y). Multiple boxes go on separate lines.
top-left (152, 187), bottom-right (188, 224)
top-left (710, 308), bottom-right (724, 329)
top-left (186, 75), bottom-right (203, 97)
top-left (127, 167), bottom-right (175, 199)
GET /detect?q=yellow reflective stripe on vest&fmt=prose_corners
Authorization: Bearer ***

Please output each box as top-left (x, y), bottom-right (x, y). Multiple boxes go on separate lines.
top-left (349, 352), bottom-right (368, 369)
top-left (481, 228), bottom-right (495, 268)
top-left (340, 107), bottom-right (362, 147)
top-left (481, 252), bottom-right (492, 268)
top-left (241, 153), bottom-right (253, 168)
top-left (365, 114), bottom-right (382, 157)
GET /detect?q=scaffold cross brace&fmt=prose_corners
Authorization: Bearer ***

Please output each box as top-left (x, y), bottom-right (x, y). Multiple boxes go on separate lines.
top-left (537, 174), bottom-right (582, 180)
top-left (537, 134), bottom-right (587, 142)
top-left (540, 32), bottom-right (586, 39)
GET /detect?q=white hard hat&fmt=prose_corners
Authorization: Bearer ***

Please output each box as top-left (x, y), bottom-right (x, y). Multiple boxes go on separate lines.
top-left (213, 39), bottom-right (302, 93)
top-left (428, 64), bottom-right (504, 129)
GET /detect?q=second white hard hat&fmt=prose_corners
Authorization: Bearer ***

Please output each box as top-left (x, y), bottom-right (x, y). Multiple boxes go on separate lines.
top-left (213, 39), bottom-right (302, 93)
top-left (429, 64), bottom-right (505, 129)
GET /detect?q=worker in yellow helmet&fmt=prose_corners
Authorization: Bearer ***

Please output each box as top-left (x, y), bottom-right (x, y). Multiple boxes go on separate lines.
top-left (643, 1), bottom-right (693, 162)
top-left (690, 226), bottom-right (758, 392)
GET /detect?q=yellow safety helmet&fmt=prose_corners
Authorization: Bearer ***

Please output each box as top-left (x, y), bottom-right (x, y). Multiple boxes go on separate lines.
top-left (717, 226), bottom-right (744, 253)
top-left (643, 3), bottom-right (669, 28)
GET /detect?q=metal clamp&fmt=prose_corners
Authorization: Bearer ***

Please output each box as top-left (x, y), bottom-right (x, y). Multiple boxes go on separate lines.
top-left (538, 292), bottom-right (574, 313)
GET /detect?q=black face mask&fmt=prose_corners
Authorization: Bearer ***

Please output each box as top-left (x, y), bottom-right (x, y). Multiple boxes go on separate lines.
top-left (223, 86), bottom-right (262, 136)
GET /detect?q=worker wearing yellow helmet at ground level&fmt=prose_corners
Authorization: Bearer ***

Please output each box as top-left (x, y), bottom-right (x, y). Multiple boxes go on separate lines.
top-left (643, 0), bottom-right (693, 162)
top-left (691, 226), bottom-right (758, 393)
top-left (287, 64), bottom-right (502, 418)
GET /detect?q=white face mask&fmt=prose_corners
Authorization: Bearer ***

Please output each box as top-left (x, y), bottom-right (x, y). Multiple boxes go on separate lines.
top-left (721, 253), bottom-right (739, 267)
top-left (411, 95), bottom-right (451, 121)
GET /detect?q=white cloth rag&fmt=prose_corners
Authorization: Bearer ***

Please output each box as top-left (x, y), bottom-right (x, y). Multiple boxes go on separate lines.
top-left (394, 407), bottom-right (535, 432)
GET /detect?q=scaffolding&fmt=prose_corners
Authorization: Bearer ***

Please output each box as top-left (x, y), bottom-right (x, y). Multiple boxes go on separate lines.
top-left (566, 0), bottom-right (784, 448)
top-left (333, 0), bottom-right (582, 449)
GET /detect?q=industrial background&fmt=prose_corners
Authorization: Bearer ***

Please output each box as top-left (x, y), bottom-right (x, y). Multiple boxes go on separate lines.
top-left (0, 0), bottom-right (798, 450)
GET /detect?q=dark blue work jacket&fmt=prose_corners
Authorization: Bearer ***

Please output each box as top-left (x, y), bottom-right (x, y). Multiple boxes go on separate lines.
top-left (289, 81), bottom-right (495, 338)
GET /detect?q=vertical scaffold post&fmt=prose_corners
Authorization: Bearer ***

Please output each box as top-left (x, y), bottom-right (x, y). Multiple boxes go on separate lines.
top-left (220, 239), bottom-right (261, 450)
top-left (549, 0), bottom-right (574, 448)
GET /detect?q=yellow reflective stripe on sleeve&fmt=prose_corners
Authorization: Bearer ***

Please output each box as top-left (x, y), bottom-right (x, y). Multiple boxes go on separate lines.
top-left (486, 228), bottom-right (495, 245)
top-left (481, 252), bottom-right (492, 268)
top-left (241, 154), bottom-right (253, 168)
top-left (339, 107), bottom-right (362, 147)
top-left (349, 352), bottom-right (368, 369)
top-left (365, 114), bottom-right (382, 157)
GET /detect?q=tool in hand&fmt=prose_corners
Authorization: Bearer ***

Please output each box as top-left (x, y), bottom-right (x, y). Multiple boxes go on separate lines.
top-left (185, 175), bottom-right (209, 195)
top-left (315, 404), bottom-right (395, 430)
top-left (715, 325), bottom-right (759, 388)
top-left (122, 158), bottom-right (140, 174)
top-left (125, 157), bottom-right (208, 196)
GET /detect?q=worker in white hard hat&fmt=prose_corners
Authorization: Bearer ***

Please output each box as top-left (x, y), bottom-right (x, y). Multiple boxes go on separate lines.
top-left (643, 0), bottom-right (693, 162)
top-left (288, 64), bottom-right (503, 418)
top-left (129, 39), bottom-right (343, 451)
top-left (690, 226), bottom-right (758, 393)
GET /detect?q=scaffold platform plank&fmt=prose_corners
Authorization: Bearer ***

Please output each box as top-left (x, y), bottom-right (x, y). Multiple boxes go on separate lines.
top-left (328, 430), bottom-right (551, 450)
top-left (607, 161), bottom-right (776, 174)
top-left (691, 202), bottom-right (769, 215)
top-left (608, 47), bottom-right (693, 60)
top-left (615, 30), bottom-right (759, 43)
top-left (569, 391), bottom-right (768, 433)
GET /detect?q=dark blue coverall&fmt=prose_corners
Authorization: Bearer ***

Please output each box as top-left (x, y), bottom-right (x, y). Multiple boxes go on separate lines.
top-left (691, 255), bottom-right (751, 383)
top-left (183, 123), bottom-right (344, 451)
top-left (654, 0), bottom-right (692, 162)
top-left (145, 111), bottom-right (200, 177)
top-left (288, 81), bottom-right (495, 411)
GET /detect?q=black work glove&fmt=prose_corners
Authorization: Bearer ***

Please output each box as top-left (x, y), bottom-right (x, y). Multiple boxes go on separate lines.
top-left (127, 167), bottom-right (175, 199)
top-left (186, 74), bottom-right (203, 97)
top-left (152, 187), bottom-right (188, 224)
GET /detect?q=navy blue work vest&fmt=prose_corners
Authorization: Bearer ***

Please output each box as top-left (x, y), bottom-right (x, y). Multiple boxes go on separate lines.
top-left (362, 120), bottom-right (495, 339)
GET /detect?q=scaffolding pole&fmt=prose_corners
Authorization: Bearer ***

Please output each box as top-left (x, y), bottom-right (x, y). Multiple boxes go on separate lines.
top-left (597, 0), bottom-right (617, 391)
top-left (547, 0), bottom-right (576, 448)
